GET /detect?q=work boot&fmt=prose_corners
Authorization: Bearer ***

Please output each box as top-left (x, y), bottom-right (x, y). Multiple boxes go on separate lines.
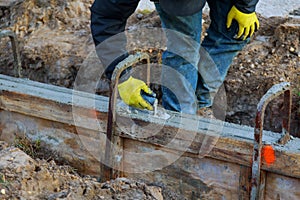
top-left (197, 107), bottom-right (216, 119)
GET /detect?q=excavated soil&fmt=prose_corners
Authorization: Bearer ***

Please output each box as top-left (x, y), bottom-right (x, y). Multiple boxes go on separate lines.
top-left (0, 0), bottom-right (299, 199)
top-left (0, 141), bottom-right (182, 200)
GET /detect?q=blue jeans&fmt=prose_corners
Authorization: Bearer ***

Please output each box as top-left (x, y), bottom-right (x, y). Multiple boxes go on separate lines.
top-left (155, 0), bottom-right (249, 114)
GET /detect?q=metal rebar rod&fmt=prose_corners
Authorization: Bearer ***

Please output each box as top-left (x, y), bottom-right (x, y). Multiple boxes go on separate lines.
top-left (103, 52), bottom-right (150, 181)
top-left (0, 30), bottom-right (22, 77)
top-left (250, 82), bottom-right (291, 200)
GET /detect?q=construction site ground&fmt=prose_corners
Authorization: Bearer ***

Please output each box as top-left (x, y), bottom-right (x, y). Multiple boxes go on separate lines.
top-left (0, 0), bottom-right (299, 199)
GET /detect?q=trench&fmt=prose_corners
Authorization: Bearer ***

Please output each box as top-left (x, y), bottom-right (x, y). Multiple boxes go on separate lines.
top-left (0, 1), bottom-right (300, 199)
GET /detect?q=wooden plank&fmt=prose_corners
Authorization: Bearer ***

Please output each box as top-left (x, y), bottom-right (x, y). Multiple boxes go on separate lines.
top-left (0, 74), bottom-right (109, 110)
top-left (0, 110), bottom-right (103, 176)
top-left (117, 114), bottom-right (300, 179)
top-left (259, 171), bottom-right (267, 200)
top-left (0, 74), bottom-right (109, 131)
top-left (265, 173), bottom-right (300, 199)
top-left (238, 165), bottom-right (251, 199)
top-left (124, 139), bottom-right (241, 199)
top-left (1, 74), bottom-right (300, 179)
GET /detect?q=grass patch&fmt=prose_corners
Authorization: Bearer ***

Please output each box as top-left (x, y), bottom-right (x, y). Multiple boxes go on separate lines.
top-left (14, 136), bottom-right (41, 159)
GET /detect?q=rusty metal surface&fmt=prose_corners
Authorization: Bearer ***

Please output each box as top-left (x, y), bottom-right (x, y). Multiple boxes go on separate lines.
top-left (250, 82), bottom-right (291, 200)
top-left (104, 52), bottom-right (150, 181)
top-left (278, 89), bottom-right (292, 145)
top-left (0, 30), bottom-right (22, 77)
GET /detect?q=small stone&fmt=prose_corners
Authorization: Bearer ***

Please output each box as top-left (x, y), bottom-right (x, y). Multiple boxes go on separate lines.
top-left (121, 184), bottom-right (130, 190)
top-left (289, 47), bottom-right (295, 52)
top-left (136, 13), bottom-right (143, 20)
top-left (1, 189), bottom-right (5, 195)
top-left (245, 72), bottom-right (251, 77)
top-left (271, 48), bottom-right (276, 54)
top-left (146, 186), bottom-right (163, 200)
top-left (16, 166), bottom-right (22, 173)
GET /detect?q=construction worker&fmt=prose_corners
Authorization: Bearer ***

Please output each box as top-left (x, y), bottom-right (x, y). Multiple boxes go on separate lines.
top-left (90, 0), bottom-right (259, 117)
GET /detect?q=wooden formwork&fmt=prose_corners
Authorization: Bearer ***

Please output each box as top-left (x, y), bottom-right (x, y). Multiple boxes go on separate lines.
top-left (0, 74), bottom-right (300, 199)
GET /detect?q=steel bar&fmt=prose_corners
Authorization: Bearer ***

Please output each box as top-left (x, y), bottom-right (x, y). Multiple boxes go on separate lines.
top-left (250, 82), bottom-right (291, 200)
top-left (0, 30), bottom-right (22, 77)
top-left (278, 89), bottom-right (292, 144)
top-left (103, 52), bottom-right (150, 181)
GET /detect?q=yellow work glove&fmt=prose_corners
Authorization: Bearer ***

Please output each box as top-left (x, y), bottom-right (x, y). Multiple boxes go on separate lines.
top-left (118, 76), bottom-right (153, 110)
top-left (227, 6), bottom-right (259, 40)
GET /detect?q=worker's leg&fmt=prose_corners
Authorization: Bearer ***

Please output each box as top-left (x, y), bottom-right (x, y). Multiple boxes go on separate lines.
top-left (197, 0), bottom-right (249, 108)
top-left (155, 3), bottom-right (204, 114)
top-left (90, 0), bottom-right (140, 79)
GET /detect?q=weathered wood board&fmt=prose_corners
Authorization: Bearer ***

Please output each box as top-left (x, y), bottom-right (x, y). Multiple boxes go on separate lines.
top-left (124, 139), bottom-right (242, 199)
top-left (1, 74), bottom-right (300, 199)
top-left (265, 173), bottom-right (300, 200)
top-left (0, 110), bottom-right (103, 175)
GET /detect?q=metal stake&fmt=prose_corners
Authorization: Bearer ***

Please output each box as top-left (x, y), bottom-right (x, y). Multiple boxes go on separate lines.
top-left (0, 30), bottom-right (22, 77)
top-left (250, 82), bottom-right (292, 200)
top-left (103, 52), bottom-right (150, 181)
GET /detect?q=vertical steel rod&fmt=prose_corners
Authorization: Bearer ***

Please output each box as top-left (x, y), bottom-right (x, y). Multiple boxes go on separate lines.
top-left (250, 82), bottom-right (291, 200)
top-left (104, 52), bottom-right (150, 181)
top-left (0, 30), bottom-right (22, 77)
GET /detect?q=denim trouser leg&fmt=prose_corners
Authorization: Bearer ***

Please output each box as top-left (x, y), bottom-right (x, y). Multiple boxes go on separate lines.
top-left (197, 0), bottom-right (250, 108)
top-left (155, 4), bottom-right (203, 114)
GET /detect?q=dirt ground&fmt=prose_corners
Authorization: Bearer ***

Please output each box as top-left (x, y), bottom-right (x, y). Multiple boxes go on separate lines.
top-left (0, 141), bottom-right (184, 200)
top-left (0, 0), bottom-right (299, 199)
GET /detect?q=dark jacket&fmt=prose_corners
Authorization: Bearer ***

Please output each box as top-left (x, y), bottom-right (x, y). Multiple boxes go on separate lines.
top-left (91, 0), bottom-right (259, 46)
top-left (150, 0), bottom-right (259, 14)
top-left (235, 0), bottom-right (259, 13)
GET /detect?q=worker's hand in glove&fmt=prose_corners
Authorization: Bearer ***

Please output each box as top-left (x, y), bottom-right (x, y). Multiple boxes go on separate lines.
top-left (227, 5), bottom-right (259, 40)
top-left (118, 76), bottom-right (154, 110)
